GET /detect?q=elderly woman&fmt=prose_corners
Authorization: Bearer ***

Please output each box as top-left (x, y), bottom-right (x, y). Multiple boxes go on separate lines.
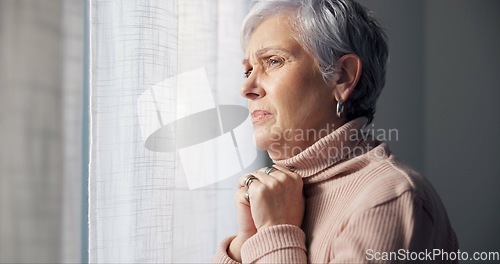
top-left (214, 0), bottom-right (458, 263)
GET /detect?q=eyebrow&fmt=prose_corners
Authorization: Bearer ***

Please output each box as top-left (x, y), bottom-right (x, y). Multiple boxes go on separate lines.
top-left (242, 47), bottom-right (290, 65)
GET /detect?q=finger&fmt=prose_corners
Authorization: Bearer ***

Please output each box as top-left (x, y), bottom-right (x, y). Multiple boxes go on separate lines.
top-left (244, 177), bottom-right (265, 199)
top-left (272, 164), bottom-right (301, 180)
top-left (238, 174), bottom-right (246, 187)
top-left (259, 165), bottom-right (278, 175)
top-left (252, 170), bottom-right (280, 189)
top-left (258, 166), bottom-right (291, 185)
top-left (256, 168), bottom-right (287, 183)
top-left (235, 186), bottom-right (250, 206)
top-left (238, 173), bottom-right (259, 188)
top-left (257, 166), bottom-right (302, 190)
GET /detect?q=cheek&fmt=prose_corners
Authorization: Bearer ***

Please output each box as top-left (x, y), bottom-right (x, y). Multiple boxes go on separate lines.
top-left (273, 86), bottom-right (301, 113)
top-left (268, 69), bottom-right (327, 124)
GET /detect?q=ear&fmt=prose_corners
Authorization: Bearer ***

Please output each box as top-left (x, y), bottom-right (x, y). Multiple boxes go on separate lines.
top-left (332, 54), bottom-right (362, 102)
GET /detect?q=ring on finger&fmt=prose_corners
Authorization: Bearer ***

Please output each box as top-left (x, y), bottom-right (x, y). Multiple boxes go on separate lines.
top-left (264, 166), bottom-right (277, 175)
top-left (244, 174), bottom-right (258, 188)
top-left (245, 189), bottom-right (250, 202)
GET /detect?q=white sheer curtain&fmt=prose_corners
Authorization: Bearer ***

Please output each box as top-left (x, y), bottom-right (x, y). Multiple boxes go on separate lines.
top-left (0, 0), bottom-right (84, 263)
top-left (89, 0), bottom-right (265, 262)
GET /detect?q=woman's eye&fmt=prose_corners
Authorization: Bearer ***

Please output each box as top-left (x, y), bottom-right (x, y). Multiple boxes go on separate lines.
top-left (244, 69), bottom-right (252, 78)
top-left (266, 57), bottom-right (283, 67)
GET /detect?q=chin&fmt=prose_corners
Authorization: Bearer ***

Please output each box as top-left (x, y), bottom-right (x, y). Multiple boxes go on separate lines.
top-left (253, 133), bottom-right (270, 151)
top-left (252, 123), bottom-right (283, 156)
top-left (254, 136), bottom-right (285, 161)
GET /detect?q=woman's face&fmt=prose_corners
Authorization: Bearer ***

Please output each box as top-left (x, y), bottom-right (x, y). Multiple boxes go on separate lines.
top-left (242, 13), bottom-right (340, 160)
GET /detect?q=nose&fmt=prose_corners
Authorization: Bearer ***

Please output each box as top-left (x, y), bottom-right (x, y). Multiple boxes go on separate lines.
top-left (240, 72), bottom-right (265, 100)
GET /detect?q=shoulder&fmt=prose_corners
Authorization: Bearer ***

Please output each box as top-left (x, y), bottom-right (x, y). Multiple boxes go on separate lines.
top-left (342, 146), bottom-right (458, 250)
top-left (350, 143), bottom-right (440, 214)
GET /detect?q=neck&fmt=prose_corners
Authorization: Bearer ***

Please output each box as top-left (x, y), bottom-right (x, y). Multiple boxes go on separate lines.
top-left (267, 120), bottom-right (347, 160)
top-left (272, 117), bottom-right (370, 180)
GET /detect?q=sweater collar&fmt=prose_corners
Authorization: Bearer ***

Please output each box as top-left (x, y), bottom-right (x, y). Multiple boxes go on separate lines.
top-left (273, 117), bottom-right (369, 180)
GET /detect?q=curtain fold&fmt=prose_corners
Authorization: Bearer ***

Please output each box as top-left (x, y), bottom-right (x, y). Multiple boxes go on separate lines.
top-left (90, 0), bottom-right (261, 262)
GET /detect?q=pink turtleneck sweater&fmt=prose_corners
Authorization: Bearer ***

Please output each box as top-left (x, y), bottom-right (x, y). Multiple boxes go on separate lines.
top-left (213, 117), bottom-right (458, 263)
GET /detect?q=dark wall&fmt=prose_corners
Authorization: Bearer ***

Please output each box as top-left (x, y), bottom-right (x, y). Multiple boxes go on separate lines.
top-left (359, 0), bottom-right (500, 254)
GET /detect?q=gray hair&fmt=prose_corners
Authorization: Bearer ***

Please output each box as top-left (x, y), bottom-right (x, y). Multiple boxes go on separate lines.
top-left (241, 0), bottom-right (388, 124)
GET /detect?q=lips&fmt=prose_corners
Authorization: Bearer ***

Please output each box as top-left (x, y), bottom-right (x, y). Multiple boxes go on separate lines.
top-left (251, 110), bottom-right (272, 123)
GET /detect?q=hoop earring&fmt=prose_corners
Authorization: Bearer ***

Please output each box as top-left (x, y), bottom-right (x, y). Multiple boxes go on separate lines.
top-left (336, 99), bottom-right (344, 118)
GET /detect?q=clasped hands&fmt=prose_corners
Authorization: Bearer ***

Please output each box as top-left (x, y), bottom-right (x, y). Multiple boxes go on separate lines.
top-left (228, 164), bottom-right (305, 261)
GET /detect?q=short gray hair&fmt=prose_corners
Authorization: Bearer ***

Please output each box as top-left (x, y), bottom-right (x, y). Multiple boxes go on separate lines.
top-left (242, 0), bottom-right (388, 124)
